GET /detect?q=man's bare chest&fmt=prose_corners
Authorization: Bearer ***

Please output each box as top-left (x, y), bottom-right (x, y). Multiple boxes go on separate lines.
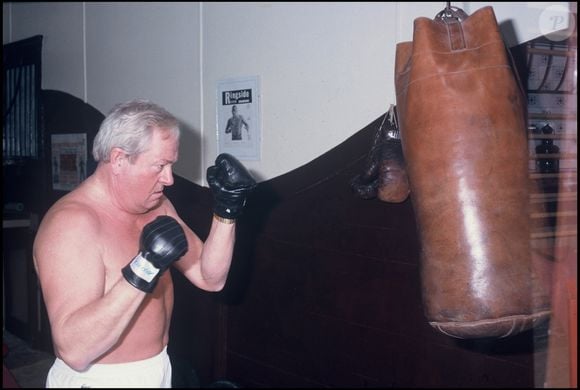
top-left (99, 218), bottom-right (154, 281)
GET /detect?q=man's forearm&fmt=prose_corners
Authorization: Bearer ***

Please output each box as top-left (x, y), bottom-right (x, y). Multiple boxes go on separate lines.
top-left (197, 217), bottom-right (236, 291)
top-left (51, 279), bottom-right (146, 371)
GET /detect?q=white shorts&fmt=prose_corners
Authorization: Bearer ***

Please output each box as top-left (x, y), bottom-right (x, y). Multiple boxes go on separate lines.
top-left (45, 346), bottom-right (172, 388)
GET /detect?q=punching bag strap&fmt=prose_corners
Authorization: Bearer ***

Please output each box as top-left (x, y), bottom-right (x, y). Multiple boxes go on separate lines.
top-left (435, 3), bottom-right (469, 50)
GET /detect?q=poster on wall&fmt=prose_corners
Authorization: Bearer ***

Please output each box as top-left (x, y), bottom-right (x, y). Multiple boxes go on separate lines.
top-left (216, 75), bottom-right (261, 160)
top-left (51, 133), bottom-right (87, 191)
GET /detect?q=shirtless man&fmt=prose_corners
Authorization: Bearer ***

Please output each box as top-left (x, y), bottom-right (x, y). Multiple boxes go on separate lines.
top-left (33, 99), bottom-right (256, 387)
top-left (225, 105), bottom-right (250, 141)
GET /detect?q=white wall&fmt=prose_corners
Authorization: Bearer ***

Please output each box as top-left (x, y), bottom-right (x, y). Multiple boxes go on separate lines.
top-left (3, 2), bottom-right (572, 184)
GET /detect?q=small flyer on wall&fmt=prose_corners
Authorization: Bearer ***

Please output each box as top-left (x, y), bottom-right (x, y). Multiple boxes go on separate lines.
top-left (216, 75), bottom-right (261, 160)
top-left (51, 133), bottom-right (87, 191)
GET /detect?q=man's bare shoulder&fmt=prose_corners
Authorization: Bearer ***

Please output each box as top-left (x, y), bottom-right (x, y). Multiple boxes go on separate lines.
top-left (42, 193), bottom-right (102, 233)
top-left (33, 190), bottom-right (104, 263)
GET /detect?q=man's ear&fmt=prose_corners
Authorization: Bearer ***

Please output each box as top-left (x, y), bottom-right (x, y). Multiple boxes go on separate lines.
top-left (110, 147), bottom-right (127, 174)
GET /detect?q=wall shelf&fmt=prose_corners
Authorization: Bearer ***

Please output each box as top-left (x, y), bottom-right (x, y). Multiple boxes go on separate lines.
top-left (529, 113), bottom-right (577, 120)
top-left (529, 171), bottom-right (577, 179)
top-left (528, 133), bottom-right (577, 140)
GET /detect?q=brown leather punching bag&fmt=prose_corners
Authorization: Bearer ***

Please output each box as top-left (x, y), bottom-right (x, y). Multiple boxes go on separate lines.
top-left (394, 6), bottom-right (551, 338)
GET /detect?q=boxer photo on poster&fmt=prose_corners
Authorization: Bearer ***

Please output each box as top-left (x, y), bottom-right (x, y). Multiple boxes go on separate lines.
top-left (216, 75), bottom-right (261, 161)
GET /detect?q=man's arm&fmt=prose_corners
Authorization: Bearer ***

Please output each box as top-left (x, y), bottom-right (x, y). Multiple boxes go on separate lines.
top-left (171, 153), bottom-right (256, 291)
top-left (225, 118), bottom-right (232, 134)
top-left (242, 118), bottom-right (251, 140)
top-left (169, 202), bottom-right (236, 292)
top-left (33, 206), bottom-right (147, 371)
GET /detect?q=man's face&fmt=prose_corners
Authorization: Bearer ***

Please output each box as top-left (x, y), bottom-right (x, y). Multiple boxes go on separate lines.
top-left (119, 127), bottom-right (179, 213)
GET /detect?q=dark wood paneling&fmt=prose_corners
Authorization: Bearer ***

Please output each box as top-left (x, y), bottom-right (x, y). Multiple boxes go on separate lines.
top-left (40, 89), bottom-right (105, 215)
top-left (165, 175), bottom-right (220, 386)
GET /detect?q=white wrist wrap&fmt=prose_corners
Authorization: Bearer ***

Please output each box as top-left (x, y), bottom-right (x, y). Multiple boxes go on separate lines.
top-left (129, 253), bottom-right (160, 283)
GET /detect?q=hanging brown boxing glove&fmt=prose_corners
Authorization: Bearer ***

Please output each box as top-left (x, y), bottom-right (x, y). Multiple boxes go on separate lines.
top-left (351, 106), bottom-right (410, 203)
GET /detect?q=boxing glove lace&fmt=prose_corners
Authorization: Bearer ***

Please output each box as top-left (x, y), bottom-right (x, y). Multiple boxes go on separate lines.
top-left (207, 153), bottom-right (256, 220)
top-left (122, 215), bottom-right (188, 293)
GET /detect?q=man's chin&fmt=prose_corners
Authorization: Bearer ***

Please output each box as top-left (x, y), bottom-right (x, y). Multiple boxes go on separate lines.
top-left (145, 193), bottom-right (164, 209)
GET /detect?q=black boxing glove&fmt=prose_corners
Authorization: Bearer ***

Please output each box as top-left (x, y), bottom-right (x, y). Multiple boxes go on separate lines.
top-left (122, 216), bottom-right (188, 293)
top-left (207, 153), bottom-right (256, 221)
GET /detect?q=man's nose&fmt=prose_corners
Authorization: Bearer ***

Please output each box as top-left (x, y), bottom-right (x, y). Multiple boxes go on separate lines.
top-left (160, 166), bottom-right (174, 186)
